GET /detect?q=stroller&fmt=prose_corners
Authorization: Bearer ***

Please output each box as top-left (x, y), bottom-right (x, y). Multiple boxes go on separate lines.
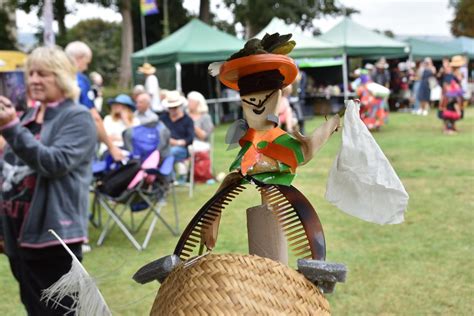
top-left (91, 121), bottom-right (179, 250)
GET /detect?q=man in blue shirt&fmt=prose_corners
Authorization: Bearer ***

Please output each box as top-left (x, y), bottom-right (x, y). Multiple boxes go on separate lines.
top-left (65, 41), bottom-right (123, 161)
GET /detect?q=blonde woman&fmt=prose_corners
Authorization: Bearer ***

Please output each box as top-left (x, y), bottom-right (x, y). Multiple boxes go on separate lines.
top-left (102, 94), bottom-right (139, 150)
top-left (187, 91), bottom-right (214, 152)
top-left (0, 46), bottom-right (96, 314)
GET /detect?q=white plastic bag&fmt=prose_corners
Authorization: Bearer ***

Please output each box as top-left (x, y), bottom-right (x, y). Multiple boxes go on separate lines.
top-left (366, 82), bottom-right (390, 98)
top-left (430, 85), bottom-right (442, 101)
top-left (325, 100), bottom-right (408, 224)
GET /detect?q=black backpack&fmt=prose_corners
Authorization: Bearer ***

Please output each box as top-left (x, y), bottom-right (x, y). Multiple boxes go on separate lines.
top-left (97, 159), bottom-right (141, 197)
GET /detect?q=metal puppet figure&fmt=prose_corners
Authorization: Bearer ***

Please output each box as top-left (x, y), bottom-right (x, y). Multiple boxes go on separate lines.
top-left (174, 33), bottom-right (341, 263)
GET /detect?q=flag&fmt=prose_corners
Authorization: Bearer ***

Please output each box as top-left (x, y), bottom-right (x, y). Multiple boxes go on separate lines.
top-left (140, 0), bottom-right (159, 16)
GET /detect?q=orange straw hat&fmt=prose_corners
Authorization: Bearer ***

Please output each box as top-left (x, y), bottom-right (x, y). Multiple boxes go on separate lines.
top-left (210, 33), bottom-right (298, 94)
top-left (220, 54), bottom-right (298, 92)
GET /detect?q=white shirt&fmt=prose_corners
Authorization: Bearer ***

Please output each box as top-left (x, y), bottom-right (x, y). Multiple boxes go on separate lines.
top-left (145, 75), bottom-right (163, 112)
top-left (102, 115), bottom-right (140, 149)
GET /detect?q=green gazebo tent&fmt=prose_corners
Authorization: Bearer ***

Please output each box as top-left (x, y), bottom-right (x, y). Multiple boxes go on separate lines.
top-left (254, 17), bottom-right (342, 58)
top-left (317, 17), bottom-right (409, 98)
top-left (318, 17), bottom-right (409, 57)
top-left (446, 36), bottom-right (474, 58)
top-left (132, 19), bottom-right (244, 90)
top-left (405, 38), bottom-right (464, 60)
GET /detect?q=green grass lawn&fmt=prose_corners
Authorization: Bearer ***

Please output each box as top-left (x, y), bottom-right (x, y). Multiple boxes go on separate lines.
top-left (1, 108), bottom-right (473, 315)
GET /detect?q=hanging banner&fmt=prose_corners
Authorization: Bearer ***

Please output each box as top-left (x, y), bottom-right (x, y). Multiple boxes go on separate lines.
top-left (140, 0), bottom-right (159, 16)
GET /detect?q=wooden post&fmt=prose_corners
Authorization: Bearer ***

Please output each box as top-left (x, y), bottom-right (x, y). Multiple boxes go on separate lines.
top-left (247, 204), bottom-right (288, 265)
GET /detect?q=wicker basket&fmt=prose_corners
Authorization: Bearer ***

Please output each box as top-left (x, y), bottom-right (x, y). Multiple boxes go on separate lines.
top-left (151, 253), bottom-right (330, 315)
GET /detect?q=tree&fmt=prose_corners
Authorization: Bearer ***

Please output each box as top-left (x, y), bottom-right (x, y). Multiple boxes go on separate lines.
top-left (222, 0), bottom-right (356, 38)
top-left (118, 0), bottom-right (133, 87)
top-left (15, 0), bottom-right (69, 44)
top-left (132, 0), bottom-right (190, 51)
top-left (373, 29), bottom-right (395, 38)
top-left (450, 0), bottom-right (474, 37)
top-left (83, 0), bottom-right (189, 87)
top-left (0, 1), bottom-right (17, 49)
top-left (199, 0), bottom-right (210, 23)
top-left (383, 30), bottom-right (395, 38)
top-left (197, 0), bottom-right (235, 36)
top-left (74, 0), bottom-right (135, 87)
top-left (66, 18), bottom-right (121, 84)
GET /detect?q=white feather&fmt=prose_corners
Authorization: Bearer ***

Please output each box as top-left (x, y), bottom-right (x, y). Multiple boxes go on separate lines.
top-left (208, 61), bottom-right (224, 77)
top-left (41, 230), bottom-right (112, 316)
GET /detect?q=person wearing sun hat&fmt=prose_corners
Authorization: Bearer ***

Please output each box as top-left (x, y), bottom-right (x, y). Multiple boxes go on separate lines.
top-left (138, 62), bottom-right (163, 114)
top-left (372, 57), bottom-right (390, 89)
top-left (437, 55), bottom-right (466, 134)
top-left (102, 94), bottom-right (139, 151)
top-left (160, 91), bottom-right (194, 181)
top-left (450, 55), bottom-right (469, 102)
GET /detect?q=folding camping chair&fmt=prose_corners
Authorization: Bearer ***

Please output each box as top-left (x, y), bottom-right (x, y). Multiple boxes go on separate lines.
top-left (175, 133), bottom-right (215, 197)
top-left (172, 144), bottom-right (195, 198)
top-left (92, 122), bottom-right (179, 250)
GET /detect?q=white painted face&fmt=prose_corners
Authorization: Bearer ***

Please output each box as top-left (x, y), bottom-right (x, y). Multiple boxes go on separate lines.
top-left (240, 89), bottom-right (281, 130)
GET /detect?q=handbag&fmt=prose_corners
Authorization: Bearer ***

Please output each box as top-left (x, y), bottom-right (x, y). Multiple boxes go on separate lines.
top-left (194, 151), bottom-right (213, 183)
top-left (428, 77), bottom-right (438, 89)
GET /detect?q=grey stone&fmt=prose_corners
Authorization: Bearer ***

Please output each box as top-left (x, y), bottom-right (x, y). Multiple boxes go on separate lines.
top-left (133, 254), bottom-right (181, 284)
top-left (297, 259), bottom-right (348, 293)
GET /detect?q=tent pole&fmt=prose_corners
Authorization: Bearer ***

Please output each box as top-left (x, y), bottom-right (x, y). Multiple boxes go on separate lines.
top-left (175, 62), bottom-right (182, 92)
top-left (140, 13), bottom-right (147, 61)
top-left (342, 53), bottom-right (349, 101)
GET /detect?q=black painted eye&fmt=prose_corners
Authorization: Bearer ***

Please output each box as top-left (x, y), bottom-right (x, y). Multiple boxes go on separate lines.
top-left (249, 98), bottom-right (256, 101)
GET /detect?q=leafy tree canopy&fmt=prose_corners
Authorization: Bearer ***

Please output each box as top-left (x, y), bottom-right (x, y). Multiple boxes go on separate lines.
top-left (131, 0), bottom-right (190, 51)
top-left (450, 0), bottom-right (474, 37)
top-left (222, 0), bottom-right (357, 38)
top-left (66, 18), bottom-right (122, 84)
top-left (0, 4), bottom-right (17, 50)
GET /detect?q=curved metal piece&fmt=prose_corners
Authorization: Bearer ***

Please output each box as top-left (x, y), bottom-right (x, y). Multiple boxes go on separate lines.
top-left (259, 184), bottom-right (326, 260)
top-left (174, 173), bottom-right (246, 260)
top-left (174, 172), bottom-right (326, 261)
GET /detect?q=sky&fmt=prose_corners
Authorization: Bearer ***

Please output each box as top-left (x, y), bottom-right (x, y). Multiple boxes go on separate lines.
top-left (16, 0), bottom-right (454, 38)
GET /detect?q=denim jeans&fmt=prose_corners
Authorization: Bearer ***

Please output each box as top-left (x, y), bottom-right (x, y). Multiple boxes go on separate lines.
top-left (170, 146), bottom-right (188, 162)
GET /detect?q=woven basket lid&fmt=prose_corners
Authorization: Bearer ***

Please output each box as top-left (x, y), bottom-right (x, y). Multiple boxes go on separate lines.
top-left (151, 253), bottom-right (330, 315)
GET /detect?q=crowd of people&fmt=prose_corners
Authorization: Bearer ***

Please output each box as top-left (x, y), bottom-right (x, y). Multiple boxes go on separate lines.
top-left (351, 55), bottom-right (469, 134)
top-left (0, 41), bottom-right (216, 314)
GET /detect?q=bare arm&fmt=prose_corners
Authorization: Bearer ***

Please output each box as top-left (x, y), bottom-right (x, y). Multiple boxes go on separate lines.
top-left (89, 107), bottom-right (124, 161)
top-left (0, 135), bottom-right (5, 151)
top-left (194, 125), bottom-right (208, 141)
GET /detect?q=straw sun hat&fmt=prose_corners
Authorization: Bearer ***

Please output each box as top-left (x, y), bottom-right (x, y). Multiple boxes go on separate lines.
top-left (450, 55), bottom-right (466, 68)
top-left (162, 90), bottom-right (186, 108)
top-left (138, 62), bottom-right (156, 75)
